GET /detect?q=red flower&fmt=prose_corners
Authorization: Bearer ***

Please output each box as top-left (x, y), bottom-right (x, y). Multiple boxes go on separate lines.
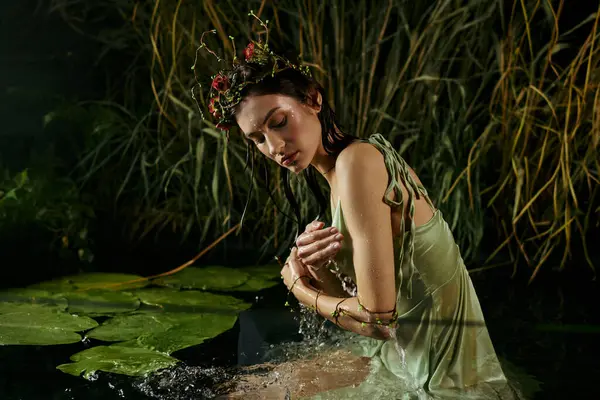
top-left (243, 42), bottom-right (255, 61)
top-left (216, 123), bottom-right (230, 132)
top-left (211, 74), bottom-right (229, 92)
top-left (208, 97), bottom-right (221, 118)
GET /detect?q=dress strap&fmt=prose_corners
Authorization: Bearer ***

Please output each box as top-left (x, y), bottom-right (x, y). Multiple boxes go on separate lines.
top-left (363, 133), bottom-right (433, 300)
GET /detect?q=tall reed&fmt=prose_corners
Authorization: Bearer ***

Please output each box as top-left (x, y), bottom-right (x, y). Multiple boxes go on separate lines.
top-left (47, 0), bottom-right (598, 280)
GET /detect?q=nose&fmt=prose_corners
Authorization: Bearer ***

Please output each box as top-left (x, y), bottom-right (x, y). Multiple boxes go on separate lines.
top-left (266, 133), bottom-right (285, 158)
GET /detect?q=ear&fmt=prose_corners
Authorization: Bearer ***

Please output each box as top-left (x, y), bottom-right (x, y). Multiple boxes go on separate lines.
top-left (306, 88), bottom-right (322, 113)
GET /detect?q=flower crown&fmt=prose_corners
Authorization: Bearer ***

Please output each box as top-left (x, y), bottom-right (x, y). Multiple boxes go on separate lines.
top-left (192, 12), bottom-right (312, 134)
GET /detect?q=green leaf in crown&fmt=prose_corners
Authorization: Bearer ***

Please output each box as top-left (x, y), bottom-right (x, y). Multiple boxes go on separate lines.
top-left (193, 12), bottom-right (312, 134)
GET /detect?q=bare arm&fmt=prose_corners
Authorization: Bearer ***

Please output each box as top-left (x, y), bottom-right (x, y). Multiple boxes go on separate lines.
top-left (294, 221), bottom-right (348, 298)
top-left (310, 268), bottom-right (350, 298)
top-left (292, 282), bottom-right (394, 340)
top-left (284, 143), bottom-right (398, 340)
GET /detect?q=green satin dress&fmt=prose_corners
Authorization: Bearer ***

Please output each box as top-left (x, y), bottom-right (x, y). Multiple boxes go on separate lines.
top-left (304, 134), bottom-right (521, 400)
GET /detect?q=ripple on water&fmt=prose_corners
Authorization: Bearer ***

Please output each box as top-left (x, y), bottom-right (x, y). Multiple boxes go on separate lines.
top-left (126, 305), bottom-right (357, 399)
top-left (127, 305), bottom-right (428, 399)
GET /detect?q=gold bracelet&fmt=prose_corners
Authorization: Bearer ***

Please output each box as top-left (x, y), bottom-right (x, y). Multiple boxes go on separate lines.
top-left (289, 275), bottom-right (310, 293)
top-left (315, 290), bottom-right (323, 313)
top-left (285, 275), bottom-right (311, 308)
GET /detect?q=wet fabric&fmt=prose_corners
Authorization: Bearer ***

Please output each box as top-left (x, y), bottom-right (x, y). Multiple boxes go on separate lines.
top-left (304, 134), bottom-right (523, 399)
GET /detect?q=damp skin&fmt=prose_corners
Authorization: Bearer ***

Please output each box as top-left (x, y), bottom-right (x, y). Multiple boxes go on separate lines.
top-left (235, 93), bottom-right (334, 176)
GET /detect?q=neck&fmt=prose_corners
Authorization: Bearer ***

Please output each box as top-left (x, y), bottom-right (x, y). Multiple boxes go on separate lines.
top-left (310, 128), bottom-right (344, 183)
top-left (310, 145), bottom-right (337, 182)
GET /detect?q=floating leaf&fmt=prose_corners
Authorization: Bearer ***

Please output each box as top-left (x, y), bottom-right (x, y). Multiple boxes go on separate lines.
top-left (62, 290), bottom-right (140, 316)
top-left (86, 313), bottom-right (177, 342)
top-left (0, 288), bottom-right (68, 310)
top-left (57, 345), bottom-right (178, 378)
top-left (29, 273), bottom-right (149, 292)
top-left (153, 266), bottom-right (249, 290)
top-left (135, 288), bottom-right (251, 314)
top-left (153, 264), bottom-right (282, 292)
top-left (115, 313), bottom-right (238, 354)
top-left (227, 264), bottom-right (281, 292)
top-left (0, 303), bottom-right (98, 345)
top-left (243, 264), bottom-right (280, 280)
top-left (229, 276), bottom-right (279, 292)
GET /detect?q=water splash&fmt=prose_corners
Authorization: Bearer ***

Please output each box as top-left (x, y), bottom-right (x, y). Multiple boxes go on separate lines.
top-left (126, 305), bottom-right (357, 399)
top-left (121, 296), bottom-right (428, 399)
top-left (132, 364), bottom-right (234, 399)
top-left (87, 372), bottom-right (99, 382)
top-left (107, 382), bottom-right (126, 398)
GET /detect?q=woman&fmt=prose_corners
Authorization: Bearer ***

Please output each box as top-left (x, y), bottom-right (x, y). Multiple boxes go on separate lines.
top-left (205, 39), bottom-right (521, 399)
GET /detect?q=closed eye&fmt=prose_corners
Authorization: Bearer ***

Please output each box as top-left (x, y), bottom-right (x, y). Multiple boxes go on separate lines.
top-left (270, 116), bottom-right (287, 129)
top-left (250, 116), bottom-right (287, 145)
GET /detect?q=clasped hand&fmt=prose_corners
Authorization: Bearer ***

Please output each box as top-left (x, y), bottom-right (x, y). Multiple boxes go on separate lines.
top-left (281, 220), bottom-right (344, 291)
top-left (280, 247), bottom-right (311, 292)
top-left (296, 220), bottom-right (343, 276)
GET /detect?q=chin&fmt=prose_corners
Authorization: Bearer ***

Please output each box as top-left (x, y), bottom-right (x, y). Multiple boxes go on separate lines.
top-left (286, 161), bottom-right (305, 174)
top-left (286, 157), bottom-right (308, 174)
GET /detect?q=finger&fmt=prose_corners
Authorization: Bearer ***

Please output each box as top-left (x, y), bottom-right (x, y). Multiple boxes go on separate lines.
top-left (297, 231), bottom-right (343, 258)
top-left (305, 220), bottom-right (325, 232)
top-left (307, 266), bottom-right (322, 282)
top-left (303, 241), bottom-right (341, 266)
top-left (300, 222), bottom-right (333, 241)
top-left (296, 228), bottom-right (326, 246)
top-left (284, 247), bottom-right (296, 264)
top-left (280, 264), bottom-right (290, 284)
top-left (287, 257), bottom-right (306, 278)
top-left (296, 226), bottom-right (340, 247)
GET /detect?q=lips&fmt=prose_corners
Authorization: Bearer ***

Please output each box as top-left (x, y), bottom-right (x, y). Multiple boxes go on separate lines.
top-left (281, 151), bottom-right (298, 166)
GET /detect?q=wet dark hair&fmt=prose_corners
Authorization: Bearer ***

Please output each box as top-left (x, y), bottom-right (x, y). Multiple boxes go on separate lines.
top-left (226, 61), bottom-right (359, 246)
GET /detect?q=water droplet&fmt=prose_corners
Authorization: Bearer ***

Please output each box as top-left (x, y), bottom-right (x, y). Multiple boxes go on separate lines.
top-left (87, 372), bottom-right (99, 382)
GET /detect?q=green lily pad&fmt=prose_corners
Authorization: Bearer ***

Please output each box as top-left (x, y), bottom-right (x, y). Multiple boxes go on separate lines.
top-left (229, 276), bottom-right (280, 292)
top-left (29, 273), bottom-right (149, 292)
top-left (0, 303), bottom-right (98, 345)
top-left (153, 266), bottom-right (250, 291)
top-left (243, 263), bottom-right (281, 280)
top-left (227, 264), bottom-right (281, 292)
top-left (135, 288), bottom-right (251, 314)
top-left (0, 288), bottom-right (68, 310)
top-left (85, 313), bottom-right (177, 342)
top-left (153, 264), bottom-right (282, 293)
top-left (115, 313), bottom-right (238, 354)
top-left (62, 290), bottom-right (140, 316)
top-left (0, 302), bottom-right (54, 314)
top-left (57, 345), bottom-right (179, 378)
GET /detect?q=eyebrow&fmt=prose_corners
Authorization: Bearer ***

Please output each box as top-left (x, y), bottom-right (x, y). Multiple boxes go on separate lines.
top-left (244, 107), bottom-right (281, 138)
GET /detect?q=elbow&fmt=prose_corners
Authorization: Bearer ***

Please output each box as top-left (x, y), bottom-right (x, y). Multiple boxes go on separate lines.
top-left (371, 325), bottom-right (393, 340)
top-left (362, 323), bottom-right (394, 341)
top-left (361, 311), bottom-right (397, 340)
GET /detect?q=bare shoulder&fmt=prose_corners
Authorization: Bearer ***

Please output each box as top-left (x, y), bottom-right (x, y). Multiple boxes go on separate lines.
top-left (336, 140), bottom-right (382, 164)
top-left (335, 141), bottom-right (387, 183)
top-left (333, 140), bottom-right (391, 216)
top-left (332, 141), bottom-right (398, 315)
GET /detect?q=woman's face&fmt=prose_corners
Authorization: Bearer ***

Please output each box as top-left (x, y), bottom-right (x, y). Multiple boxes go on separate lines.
top-left (235, 93), bottom-right (323, 173)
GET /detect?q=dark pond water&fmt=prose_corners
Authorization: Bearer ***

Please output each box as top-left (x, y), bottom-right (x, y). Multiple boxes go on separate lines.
top-left (1, 265), bottom-right (598, 399)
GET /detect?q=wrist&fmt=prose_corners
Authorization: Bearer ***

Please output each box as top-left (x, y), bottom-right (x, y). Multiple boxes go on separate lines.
top-left (288, 274), bottom-right (310, 293)
top-left (292, 277), bottom-right (315, 304)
